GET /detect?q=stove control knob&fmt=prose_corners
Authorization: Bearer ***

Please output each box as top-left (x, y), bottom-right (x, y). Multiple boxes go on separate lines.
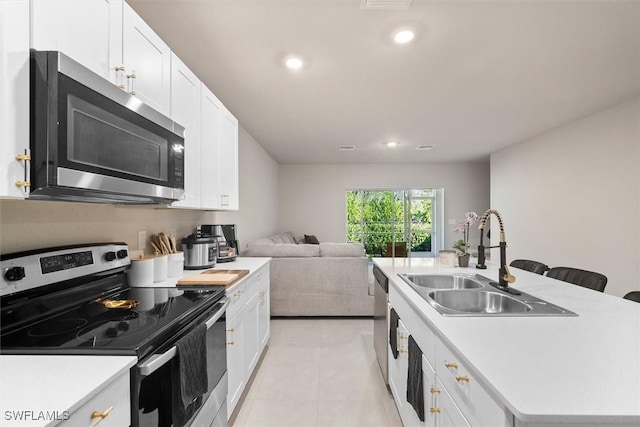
top-left (105, 327), bottom-right (118, 338)
top-left (4, 266), bottom-right (25, 281)
top-left (118, 321), bottom-right (130, 331)
top-left (116, 249), bottom-right (129, 259)
top-left (104, 251), bottom-right (117, 262)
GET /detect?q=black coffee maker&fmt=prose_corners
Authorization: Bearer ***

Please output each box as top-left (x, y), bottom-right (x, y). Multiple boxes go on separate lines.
top-left (197, 224), bottom-right (238, 262)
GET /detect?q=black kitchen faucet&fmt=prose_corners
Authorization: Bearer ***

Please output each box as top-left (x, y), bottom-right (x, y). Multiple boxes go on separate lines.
top-left (475, 209), bottom-right (519, 295)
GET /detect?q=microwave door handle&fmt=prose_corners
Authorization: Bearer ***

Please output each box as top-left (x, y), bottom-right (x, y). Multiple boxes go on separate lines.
top-left (205, 297), bottom-right (229, 329)
top-left (139, 297), bottom-right (230, 376)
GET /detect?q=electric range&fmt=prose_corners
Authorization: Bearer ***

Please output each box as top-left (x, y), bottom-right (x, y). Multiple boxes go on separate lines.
top-left (0, 242), bottom-right (229, 426)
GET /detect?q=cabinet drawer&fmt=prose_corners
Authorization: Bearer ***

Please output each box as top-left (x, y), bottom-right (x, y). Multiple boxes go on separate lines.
top-left (436, 341), bottom-right (510, 427)
top-left (59, 372), bottom-right (130, 427)
top-left (226, 282), bottom-right (247, 319)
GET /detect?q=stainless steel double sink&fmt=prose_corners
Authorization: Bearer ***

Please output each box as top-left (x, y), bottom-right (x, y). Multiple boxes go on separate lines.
top-left (398, 273), bottom-right (577, 317)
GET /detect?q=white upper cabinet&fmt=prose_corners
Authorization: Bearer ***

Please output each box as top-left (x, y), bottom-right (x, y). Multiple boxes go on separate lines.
top-left (170, 53), bottom-right (202, 209)
top-left (200, 85), bottom-right (224, 209)
top-left (30, 0), bottom-right (122, 83)
top-left (121, 2), bottom-right (171, 116)
top-left (1, 0), bottom-right (30, 199)
top-left (218, 107), bottom-right (239, 210)
top-left (30, 1), bottom-right (171, 116)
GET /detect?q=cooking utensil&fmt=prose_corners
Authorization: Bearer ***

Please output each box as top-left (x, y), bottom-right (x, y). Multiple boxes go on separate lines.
top-left (98, 299), bottom-right (140, 309)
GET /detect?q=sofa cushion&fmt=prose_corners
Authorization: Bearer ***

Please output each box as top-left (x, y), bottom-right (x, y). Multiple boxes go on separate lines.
top-left (319, 242), bottom-right (365, 257)
top-left (245, 243), bottom-right (320, 257)
top-left (304, 234), bottom-right (320, 244)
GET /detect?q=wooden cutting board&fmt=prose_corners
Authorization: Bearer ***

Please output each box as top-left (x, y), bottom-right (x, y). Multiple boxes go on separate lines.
top-left (177, 269), bottom-right (250, 286)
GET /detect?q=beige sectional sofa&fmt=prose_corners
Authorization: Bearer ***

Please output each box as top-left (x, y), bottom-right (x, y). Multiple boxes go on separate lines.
top-left (244, 232), bottom-right (373, 316)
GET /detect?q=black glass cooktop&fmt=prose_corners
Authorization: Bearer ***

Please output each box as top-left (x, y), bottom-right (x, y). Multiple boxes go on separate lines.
top-left (0, 285), bottom-right (225, 359)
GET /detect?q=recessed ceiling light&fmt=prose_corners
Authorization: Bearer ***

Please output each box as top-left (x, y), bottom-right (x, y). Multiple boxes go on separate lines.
top-left (386, 141), bottom-right (398, 148)
top-left (393, 29), bottom-right (415, 44)
top-left (416, 144), bottom-right (435, 151)
top-left (284, 56), bottom-right (304, 70)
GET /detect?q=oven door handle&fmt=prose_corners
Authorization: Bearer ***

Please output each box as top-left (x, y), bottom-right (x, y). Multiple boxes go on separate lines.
top-left (138, 297), bottom-right (229, 376)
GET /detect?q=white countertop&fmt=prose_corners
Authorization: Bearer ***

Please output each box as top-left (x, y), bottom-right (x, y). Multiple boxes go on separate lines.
top-left (0, 355), bottom-right (136, 426)
top-left (375, 257), bottom-right (640, 424)
top-left (139, 256), bottom-right (271, 290)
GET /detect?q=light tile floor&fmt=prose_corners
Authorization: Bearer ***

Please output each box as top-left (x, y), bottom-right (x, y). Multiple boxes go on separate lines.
top-left (230, 318), bottom-right (402, 427)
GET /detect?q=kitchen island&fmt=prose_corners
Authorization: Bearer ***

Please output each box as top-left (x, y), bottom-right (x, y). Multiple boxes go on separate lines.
top-left (375, 257), bottom-right (640, 426)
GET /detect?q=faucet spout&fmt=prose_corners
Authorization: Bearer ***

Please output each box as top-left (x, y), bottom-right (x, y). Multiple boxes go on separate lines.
top-left (476, 209), bottom-right (516, 292)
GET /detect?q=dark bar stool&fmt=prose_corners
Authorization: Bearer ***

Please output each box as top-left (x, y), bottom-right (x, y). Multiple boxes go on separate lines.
top-left (546, 267), bottom-right (608, 292)
top-left (623, 291), bottom-right (640, 303)
top-left (509, 259), bottom-right (549, 275)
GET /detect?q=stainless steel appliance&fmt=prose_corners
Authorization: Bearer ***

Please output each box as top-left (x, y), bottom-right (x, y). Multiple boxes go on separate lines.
top-left (29, 50), bottom-right (185, 204)
top-left (198, 225), bottom-right (238, 263)
top-left (373, 265), bottom-right (390, 385)
top-left (0, 243), bottom-right (228, 427)
top-left (182, 234), bottom-right (218, 269)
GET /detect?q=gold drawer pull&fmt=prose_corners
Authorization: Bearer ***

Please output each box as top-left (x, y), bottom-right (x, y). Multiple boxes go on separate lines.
top-left (90, 406), bottom-right (113, 424)
top-left (455, 375), bottom-right (470, 383)
top-left (15, 154), bottom-right (31, 161)
top-left (445, 362), bottom-right (458, 369)
top-left (430, 387), bottom-right (441, 394)
top-left (429, 407), bottom-right (441, 414)
top-left (226, 328), bottom-right (235, 332)
top-left (15, 181), bottom-right (31, 188)
top-left (227, 341), bottom-right (235, 346)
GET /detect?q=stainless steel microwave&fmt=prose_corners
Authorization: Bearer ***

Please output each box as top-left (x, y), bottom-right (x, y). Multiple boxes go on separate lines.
top-left (29, 50), bottom-right (185, 204)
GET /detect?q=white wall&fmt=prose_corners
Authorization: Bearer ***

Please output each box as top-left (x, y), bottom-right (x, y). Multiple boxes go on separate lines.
top-left (214, 127), bottom-right (280, 251)
top-left (277, 162), bottom-right (490, 250)
top-left (0, 125), bottom-right (279, 255)
top-left (491, 97), bottom-right (640, 297)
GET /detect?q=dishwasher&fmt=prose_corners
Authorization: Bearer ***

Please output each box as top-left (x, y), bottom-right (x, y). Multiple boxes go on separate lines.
top-left (373, 264), bottom-right (390, 385)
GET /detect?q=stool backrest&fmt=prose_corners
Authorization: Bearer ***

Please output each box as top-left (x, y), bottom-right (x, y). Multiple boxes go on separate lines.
top-left (546, 267), bottom-right (607, 292)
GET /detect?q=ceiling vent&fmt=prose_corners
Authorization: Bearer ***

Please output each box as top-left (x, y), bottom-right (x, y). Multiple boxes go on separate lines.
top-left (360, 0), bottom-right (412, 10)
top-left (339, 145), bottom-right (356, 151)
top-left (416, 145), bottom-right (436, 151)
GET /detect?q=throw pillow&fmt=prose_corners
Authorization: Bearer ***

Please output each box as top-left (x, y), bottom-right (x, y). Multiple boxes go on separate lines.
top-left (304, 234), bottom-right (320, 244)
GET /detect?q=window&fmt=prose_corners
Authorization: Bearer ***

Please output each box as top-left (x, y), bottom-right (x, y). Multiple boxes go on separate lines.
top-left (346, 189), bottom-right (442, 257)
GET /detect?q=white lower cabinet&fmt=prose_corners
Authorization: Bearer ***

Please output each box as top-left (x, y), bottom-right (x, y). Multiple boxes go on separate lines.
top-left (388, 301), bottom-right (509, 427)
top-left (388, 319), bottom-right (411, 422)
top-left (226, 264), bottom-right (270, 419)
top-left (226, 308), bottom-right (245, 413)
top-left (59, 371), bottom-right (130, 427)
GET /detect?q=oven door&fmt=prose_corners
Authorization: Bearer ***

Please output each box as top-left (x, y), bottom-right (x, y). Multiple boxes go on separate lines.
top-left (134, 297), bottom-right (228, 427)
top-left (30, 50), bottom-right (185, 204)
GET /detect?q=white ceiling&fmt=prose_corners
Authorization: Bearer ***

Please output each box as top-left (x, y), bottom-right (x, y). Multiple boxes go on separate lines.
top-left (128, 0), bottom-right (640, 164)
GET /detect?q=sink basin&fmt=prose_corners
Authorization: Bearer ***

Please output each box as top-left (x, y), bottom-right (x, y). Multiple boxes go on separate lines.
top-left (397, 272), bottom-right (577, 317)
top-left (428, 290), bottom-right (531, 314)
top-left (399, 274), bottom-right (484, 290)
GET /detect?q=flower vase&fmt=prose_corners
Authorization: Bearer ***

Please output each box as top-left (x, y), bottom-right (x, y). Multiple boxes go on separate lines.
top-left (458, 253), bottom-right (470, 268)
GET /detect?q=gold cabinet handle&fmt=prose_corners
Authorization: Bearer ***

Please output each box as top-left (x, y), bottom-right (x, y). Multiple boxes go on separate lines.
top-left (15, 154), bottom-right (31, 161)
top-left (430, 387), bottom-right (440, 394)
top-left (445, 362), bottom-right (458, 369)
top-left (227, 341), bottom-right (235, 346)
top-left (226, 328), bottom-right (234, 332)
top-left (455, 375), bottom-right (470, 383)
top-left (90, 406), bottom-right (113, 425)
top-left (429, 407), bottom-right (441, 414)
top-left (15, 181), bottom-right (30, 188)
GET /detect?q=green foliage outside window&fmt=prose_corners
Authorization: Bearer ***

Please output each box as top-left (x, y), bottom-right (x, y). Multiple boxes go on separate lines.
top-left (346, 190), bottom-right (433, 257)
